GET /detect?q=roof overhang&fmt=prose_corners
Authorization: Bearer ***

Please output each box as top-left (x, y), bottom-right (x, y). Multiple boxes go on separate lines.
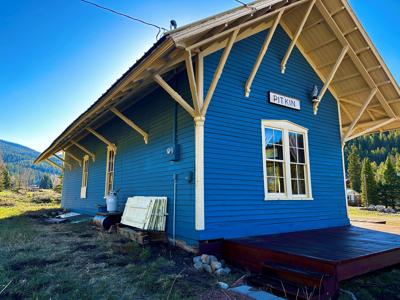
top-left (35, 0), bottom-right (400, 164)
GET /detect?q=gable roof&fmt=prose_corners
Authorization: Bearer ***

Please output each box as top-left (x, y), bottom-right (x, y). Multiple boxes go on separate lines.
top-left (35, 0), bottom-right (400, 164)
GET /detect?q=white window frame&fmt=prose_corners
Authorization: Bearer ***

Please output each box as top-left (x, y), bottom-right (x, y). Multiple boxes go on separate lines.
top-left (80, 155), bottom-right (89, 199)
top-left (261, 120), bottom-right (313, 201)
top-left (105, 146), bottom-right (116, 196)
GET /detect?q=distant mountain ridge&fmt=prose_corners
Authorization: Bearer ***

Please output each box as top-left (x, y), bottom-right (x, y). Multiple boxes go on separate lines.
top-left (0, 139), bottom-right (61, 186)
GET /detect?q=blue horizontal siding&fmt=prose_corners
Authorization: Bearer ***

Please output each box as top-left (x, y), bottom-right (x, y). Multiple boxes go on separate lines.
top-left (200, 26), bottom-right (349, 240)
top-left (62, 72), bottom-right (198, 244)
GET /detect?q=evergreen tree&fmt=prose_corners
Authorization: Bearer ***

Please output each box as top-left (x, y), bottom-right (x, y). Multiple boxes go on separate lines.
top-left (39, 174), bottom-right (53, 189)
top-left (382, 157), bottom-right (399, 208)
top-left (361, 158), bottom-right (378, 206)
top-left (2, 169), bottom-right (11, 190)
top-left (347, 145), bottom-right (362, 192)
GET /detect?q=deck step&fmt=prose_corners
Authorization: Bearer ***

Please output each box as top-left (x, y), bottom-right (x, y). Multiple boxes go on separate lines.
top-left (246, 274), bottom-right (328, 300)
top-left (262, 261), bottom-right (331, 287)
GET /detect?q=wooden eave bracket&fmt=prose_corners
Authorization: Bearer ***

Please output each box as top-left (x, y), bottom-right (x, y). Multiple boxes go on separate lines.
top-left (342, 88), bottom-right (377, 143)
top-left (53, 153), bottom-right (72, 170)
top-left (314, 45), bottom-right (349, 114)
top-left (201, 29), bottom-right (239, 116)
top-left (70, 140), bottom-right (96, 161)
top-left (315, 0), bottom-right (398, 121)
top-left (45, 158), bottom-right (64, 171)
top-left (86, 128), bottom-right (116, 150)
top-left (153, 74), bottom-right (196, 117)
top-left (245, 10), bottom-right (284, 97)
top-left (63, 150), bottom-right (82, 167)
top-left (281, 0), bottom-right (316, 74)
top-left (110, 107), bottom-right (149, 144)
top-left (344, 117), bottom-right (397, 142)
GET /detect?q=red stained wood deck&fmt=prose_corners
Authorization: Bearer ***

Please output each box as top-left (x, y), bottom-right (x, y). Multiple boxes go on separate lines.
top-left (222, 226), bottom-right (400, 298)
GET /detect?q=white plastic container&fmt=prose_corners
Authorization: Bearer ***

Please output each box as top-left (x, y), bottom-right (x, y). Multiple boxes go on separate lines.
top-left (105, 191), bottom-right (118, 212)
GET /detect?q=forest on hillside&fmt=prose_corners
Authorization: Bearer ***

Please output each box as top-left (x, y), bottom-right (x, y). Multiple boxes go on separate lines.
top-left (344, 130), bottom-right (400, 208)
top-left (0, 139), bottom-right (61, 189)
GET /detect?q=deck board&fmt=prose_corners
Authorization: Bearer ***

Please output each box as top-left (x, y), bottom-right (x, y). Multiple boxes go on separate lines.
top-left (223, 225), bottom-right (400, 282)
top-left (227, 226), bottom-right (400, 262)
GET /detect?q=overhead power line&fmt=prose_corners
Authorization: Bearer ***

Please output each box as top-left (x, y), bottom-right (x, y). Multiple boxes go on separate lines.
top-left (233, 0), bottom-right (257, 11)
top-left (80, 0), bottom-right (167, 39)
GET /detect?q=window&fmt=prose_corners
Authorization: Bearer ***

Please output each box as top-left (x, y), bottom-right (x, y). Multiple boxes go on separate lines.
top-left (80, 155), bottom-right (89, 199)
top-left (105, 146), bottom-right (116, 196)
top-left (262, 120), bottom-right (312, 200)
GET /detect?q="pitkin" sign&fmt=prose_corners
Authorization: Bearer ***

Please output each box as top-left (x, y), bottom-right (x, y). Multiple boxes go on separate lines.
top-left (269, 92), bottom-right (301, 110)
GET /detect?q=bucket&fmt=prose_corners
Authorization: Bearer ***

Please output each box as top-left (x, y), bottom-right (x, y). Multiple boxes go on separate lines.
top-left (105, 191), bottom-right (118, 212)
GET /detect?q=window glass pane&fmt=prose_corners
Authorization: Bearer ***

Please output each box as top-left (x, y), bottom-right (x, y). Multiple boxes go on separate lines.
top-left (266, 161), bottom-right (274, 176)
top-left (273, 129), bottom-right (282, 145)
top-left (298, 165), bottom-right (305, 179)
top-left (267, 177), bottom-right (277, 193)
top-left (289, 132), bottom-right (297, 148)
top-left (275, 145), bottom-right (283, 160)
top-left (298, 149), bottom-right (305, 163)
top-left (298, 180), bottom-right (306, 195)
top-left (297, 134), bottom-right (304, 149)
top-left (265, 128), bottom-right (273, 145)
top-left (275, 162), bottom-right (284, 177)
top-left (290, 147), bottom-right (297, 162)
top-left (290, 164), bottom-right (297, 178)
top-left (266, 144), bottom-right (274, 159)
top-left (291, 180), bottom-right (298, 195)
top-left (279, 178), bottom-right (285, 193)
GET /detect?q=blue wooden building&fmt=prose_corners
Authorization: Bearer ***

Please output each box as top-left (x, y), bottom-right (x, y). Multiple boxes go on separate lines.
top-left (36, 0), bottom-right (400, 249)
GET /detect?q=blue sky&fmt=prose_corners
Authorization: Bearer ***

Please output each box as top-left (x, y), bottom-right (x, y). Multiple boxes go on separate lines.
top-left (1, 0), bottom-right (399, 152)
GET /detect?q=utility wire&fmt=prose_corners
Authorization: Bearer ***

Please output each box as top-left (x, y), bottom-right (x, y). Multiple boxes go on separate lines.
top-left (80, 0), bottom-right (167, 38)
top-left (233, 0), bottom-right (257, 11)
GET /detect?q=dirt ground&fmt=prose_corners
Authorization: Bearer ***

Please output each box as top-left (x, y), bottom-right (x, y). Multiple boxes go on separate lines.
top-left (0, 210), bottom-right (249, 300)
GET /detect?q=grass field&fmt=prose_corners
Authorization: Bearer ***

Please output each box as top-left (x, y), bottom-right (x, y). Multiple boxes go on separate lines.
top-left (0, 190), bottom-right (246, 300)
top-left (348, 206), bottom-right (400, 226)
top-left (0, 190), bottom-right (399, 299)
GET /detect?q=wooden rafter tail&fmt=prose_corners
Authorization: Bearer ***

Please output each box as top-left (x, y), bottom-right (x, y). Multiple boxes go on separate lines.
top-left (314, 45), bottom-right (348, 114)
top-left (184, 50), bottom-right (200, 113)
top-left (86, 128), bottom-right (116, 150)
top-left (64, 150), bottom-right (82, 166)
top-left (45, 158), bottom-right (64, 171)
top-left (341, 88), bottom-right (377, 143)
top-left (71, 140), bottom-right (96, 161)
top-left (201, 28), bottom-right (239, 117)
top-left (245, 9), bottom-right (284, 97)
top-left (153, 74), bottom-right (195, 117)
top-left (110, 107), bottom-right (149, 144)
top-left (281, 0), bottom-right (316, 74)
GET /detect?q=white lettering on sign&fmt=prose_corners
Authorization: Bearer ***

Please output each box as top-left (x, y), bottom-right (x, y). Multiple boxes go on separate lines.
top-left (269, 92), bottom-right (301, 110)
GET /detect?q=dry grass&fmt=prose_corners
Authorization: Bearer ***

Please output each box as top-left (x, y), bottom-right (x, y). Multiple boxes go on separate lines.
top-left (0, 189), bottom-right (60, 219)
top-left (0, 191), bottom-right (247, 300)
top-left (347, 206), bottom-right (400, 226)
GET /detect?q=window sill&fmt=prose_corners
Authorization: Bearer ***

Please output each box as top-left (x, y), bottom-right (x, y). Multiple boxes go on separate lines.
top-left (264, 197), bottom-right (314, 201)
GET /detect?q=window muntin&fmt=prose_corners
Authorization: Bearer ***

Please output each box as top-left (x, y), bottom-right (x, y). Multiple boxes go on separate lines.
top-left (105, 147), bottom-right (116, 196)
top-left (262, 120), bottom-right (312, 200)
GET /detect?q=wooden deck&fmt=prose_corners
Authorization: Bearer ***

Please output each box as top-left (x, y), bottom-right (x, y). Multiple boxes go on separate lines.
top-left (222, 226), bottom-right (400, 299)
